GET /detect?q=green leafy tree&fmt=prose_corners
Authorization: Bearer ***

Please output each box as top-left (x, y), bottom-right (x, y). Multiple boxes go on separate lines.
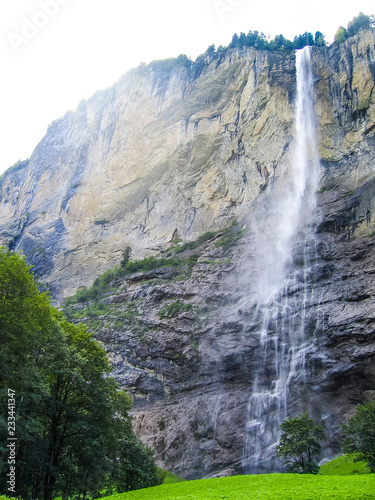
top-left (269, 34), bottom-right (285, 51)
top-left (204, 44), bottom-right (216, 58)
top-left (334, 26), bottom-right (348, 43)
top-left (275, 412), bottom-right (325, 474)
top-left (0, 249), bottom-right (161, 499)
top-left (347, 12), bottom-right (373, 37)
top-left (314, 31), bottom-right (326, 47)
top-left (0, 248), bottom-right (52, 391)
top-left (175, 54), bottom-right (192, 68)
top-left (246, 30), bottom-right (260, 47)
top-left (342, 400), bottom-right (375, 472)
top-left (294, 32), bottom-right (315, 50)
top-left (120, 246), bottom-right (133, 268)
top-left (229, 33), bottom-right (239, 49)
top-left (109, 433), bottom-right (163, 493)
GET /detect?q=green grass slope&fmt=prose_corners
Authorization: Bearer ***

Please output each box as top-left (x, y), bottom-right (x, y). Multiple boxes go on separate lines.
top-left (101, 473), bottom-right (375, 500)
top-left (320, 454), bottom-right (371, 475)
top-left (162, 470), bottom-right (185, 484)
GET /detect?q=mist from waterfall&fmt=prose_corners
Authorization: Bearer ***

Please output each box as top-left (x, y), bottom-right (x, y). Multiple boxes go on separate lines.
top-left (242, 46), bottom-right (322, 473)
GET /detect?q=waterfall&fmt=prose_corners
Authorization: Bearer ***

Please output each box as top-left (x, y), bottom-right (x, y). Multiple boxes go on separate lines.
top-left (242, 46), bottom-right (322, 473)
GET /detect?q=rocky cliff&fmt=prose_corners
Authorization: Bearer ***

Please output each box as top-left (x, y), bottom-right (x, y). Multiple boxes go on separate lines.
top-left (1, 29), bottom-right (375, 478)
top-left (0, 40), bottom-right (296, 299)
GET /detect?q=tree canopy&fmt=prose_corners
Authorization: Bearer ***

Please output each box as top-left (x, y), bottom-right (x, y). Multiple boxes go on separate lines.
top-left (275, 412), bottom-right (325, 474)
top-left (334, 12), bottom-right (375, 43)
top-left (342, 400), bottom-right (375, 472)
top-left (134, 13), bottom-right (374, 79)
top-left (0, 249), bottom-right (162, 500)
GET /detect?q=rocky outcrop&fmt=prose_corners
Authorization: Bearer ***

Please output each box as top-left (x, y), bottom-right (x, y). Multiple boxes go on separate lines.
top-left (1, 30), bottom-right (375, 479)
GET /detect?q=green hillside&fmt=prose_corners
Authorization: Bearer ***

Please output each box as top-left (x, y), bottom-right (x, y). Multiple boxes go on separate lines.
top-left (100, 473), bottom-right (375, 500)
top-left (320, 454), bottom-right (371, 476)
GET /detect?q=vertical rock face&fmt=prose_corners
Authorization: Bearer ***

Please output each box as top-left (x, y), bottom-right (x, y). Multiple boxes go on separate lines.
top-left (1, 30), bottom-right (375, 478)
top-left (0, 46), bottom-right (295, 298)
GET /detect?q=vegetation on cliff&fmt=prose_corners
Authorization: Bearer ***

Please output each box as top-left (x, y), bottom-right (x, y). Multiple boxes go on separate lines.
top-left (334, 12), bottom-right (375, 43)
top-left (62, 223), bottom-right (241, 315)
top-left (143, 12), bottom-right (374, 77)
top-left (0, 249), bottom-right (162, 500)
top-left (0, 158), bottom-right (29, 189)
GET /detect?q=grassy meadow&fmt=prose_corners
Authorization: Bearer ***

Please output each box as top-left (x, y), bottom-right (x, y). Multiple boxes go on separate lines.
top-left (101, 472), bottom-right (375, 500)
top-left (1, 455), bottom-right (373, 499)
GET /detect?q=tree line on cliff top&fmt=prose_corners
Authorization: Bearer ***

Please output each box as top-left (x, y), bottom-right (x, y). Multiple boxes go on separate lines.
top-left (0, 249), bottom-right (162, 500)
top-left (145, 12), bottom-right (374, 74)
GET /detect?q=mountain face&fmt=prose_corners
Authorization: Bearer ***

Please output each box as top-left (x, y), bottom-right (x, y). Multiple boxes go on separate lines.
top-left (0, 38), bottom-right (296, 299)
top-left (1, 30), bottom-right (375, 478)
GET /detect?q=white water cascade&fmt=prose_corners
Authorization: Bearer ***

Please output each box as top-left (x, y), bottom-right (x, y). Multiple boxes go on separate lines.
top-left (242, 46), bottom-right (322, 473)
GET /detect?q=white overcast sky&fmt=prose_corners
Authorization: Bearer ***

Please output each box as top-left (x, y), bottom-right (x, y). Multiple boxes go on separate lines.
top-left (0, 0), bottom-right (374, 175)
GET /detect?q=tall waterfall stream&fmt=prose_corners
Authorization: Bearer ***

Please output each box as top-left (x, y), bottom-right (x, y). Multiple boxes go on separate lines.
top-left (243, 46), bottom-right (323, 473)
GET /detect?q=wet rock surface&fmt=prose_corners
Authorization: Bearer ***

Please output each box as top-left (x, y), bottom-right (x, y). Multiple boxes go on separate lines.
top-left (71, 215), bottom-right (375, 478)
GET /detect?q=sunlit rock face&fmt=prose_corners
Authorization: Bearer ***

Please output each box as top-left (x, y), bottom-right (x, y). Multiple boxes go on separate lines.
top-left (0, 45), bottom-right (295, 298)
top-left (0, 29), bottom-right (375, 479)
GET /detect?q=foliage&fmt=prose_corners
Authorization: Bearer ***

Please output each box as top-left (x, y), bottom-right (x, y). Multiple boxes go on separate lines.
top-left (170, 231), bottom-right (219, 254)
top-left (218, 28), bottom-right (324, 55)
top-left (347, 12), bottom-right (374, 37)
top-left (0, 249), bottom-right (161, 499)
top-left (0, 248), bottom-right (52, 392)
top-left (121, 247), bottom-right (133, 268)
top-left (63, 223), bottom-right (243, 318)
top-left (0, 158), bottom-right (29, 187)
top-left (214, 229), bottom-right (245, 248)
top-left (159, 469), bottom-right (184, 484)
top-left (275, 412), bottom-right (325, 474)
top-left (314, 31), bottom-right (326, 47)
top-left (334, 26), bottom-right (348, 43)
top-left (169, 13), bottom-right (375, 78)
top-left (136, 14), bottom-right (375, 86)
top-left (148, 54), bottom-right (192, 73)
top-left (98, 473), bottom-right (375, 500)
top-left (334, 13), bottom-right (374, 43)
top-left (158, 300), bottom-right (192, 319)
top-left (342, 400), bottom-right (375, 472)
top-left (108, 433), bottom-right (163, 494)
top-left (293, 32), bottom-right (315, 50)
top-left (64, 243), bottom-right (203, 310)
top-left (320, 454), bottom-right (371, 475)
top-left (124, 255), bottom-right (180, 273)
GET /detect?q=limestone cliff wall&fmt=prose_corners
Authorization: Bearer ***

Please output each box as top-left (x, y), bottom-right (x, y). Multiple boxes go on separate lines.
top-left (0, 45), bottom-right (295, 298)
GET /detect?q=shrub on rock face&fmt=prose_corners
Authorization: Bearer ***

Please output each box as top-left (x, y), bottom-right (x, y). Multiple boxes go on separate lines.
top-left (121, 246), bottom-right (133, 268)
top-left (275, 412), bottom-right (325, 474)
